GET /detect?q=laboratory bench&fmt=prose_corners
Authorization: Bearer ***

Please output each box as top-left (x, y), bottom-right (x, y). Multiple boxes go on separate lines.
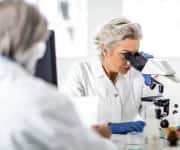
top-left (111, 134), bottom-right (180, 150)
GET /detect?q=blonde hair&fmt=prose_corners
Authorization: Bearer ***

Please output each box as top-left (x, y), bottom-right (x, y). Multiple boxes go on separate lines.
top-left (95, 18), bottom-right (142, 51)
top-left (0, 0), bottom-right (48, 64)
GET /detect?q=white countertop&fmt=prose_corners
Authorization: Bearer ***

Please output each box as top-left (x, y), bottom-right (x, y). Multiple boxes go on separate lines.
top-left (110, 134), bottom-right (180, 150)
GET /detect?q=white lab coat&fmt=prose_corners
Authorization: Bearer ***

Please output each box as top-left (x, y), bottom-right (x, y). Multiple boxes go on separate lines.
top-left (0, 59), bottom-right (117, 150)
top-left (61, 56), bottom-right (147, 123)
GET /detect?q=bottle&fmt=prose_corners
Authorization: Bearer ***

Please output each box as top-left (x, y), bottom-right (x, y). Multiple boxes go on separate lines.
top-left (143, 105), bottom-right (162, 150)
top-left (126, 132), bottom-right (144, 150)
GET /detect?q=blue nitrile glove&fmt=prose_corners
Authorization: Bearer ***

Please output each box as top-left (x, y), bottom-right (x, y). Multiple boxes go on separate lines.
top-left (140, 51), bottom-right (154, 86)
top-left (108, 121), bottom-right (146, 134)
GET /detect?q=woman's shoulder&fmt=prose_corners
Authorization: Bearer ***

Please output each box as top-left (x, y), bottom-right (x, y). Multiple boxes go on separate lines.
top-left (70, 56), bottom-right (101, 74)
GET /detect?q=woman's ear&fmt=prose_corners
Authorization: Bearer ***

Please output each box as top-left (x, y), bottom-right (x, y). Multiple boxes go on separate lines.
top-left (101, 44), bottom-right (108, 57)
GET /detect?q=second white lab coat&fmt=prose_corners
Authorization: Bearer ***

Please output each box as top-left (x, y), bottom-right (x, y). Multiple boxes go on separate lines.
top-left (61, 56), bottom-right (145, 123)
top-left (0, 58), bottom-right (117, 150)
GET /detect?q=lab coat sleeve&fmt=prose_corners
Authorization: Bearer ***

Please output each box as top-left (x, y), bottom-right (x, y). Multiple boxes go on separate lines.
top-left (11, 92), bottom-right (118, 150)
top-left (60, 62), bottom-right (86, 97)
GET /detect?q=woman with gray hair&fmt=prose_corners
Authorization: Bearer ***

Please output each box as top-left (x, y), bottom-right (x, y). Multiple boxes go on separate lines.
top-left (62, 17), bottom-right (146, 132)
top-left (0, 0), bottom-right (119, 150)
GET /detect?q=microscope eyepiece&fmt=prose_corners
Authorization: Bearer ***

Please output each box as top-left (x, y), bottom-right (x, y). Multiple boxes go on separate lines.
top-left (124, 52), bottom-right (147, 71)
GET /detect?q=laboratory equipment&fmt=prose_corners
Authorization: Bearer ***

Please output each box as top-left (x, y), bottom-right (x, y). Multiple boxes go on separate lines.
top-left (126, 132), bottom-right (144, 150)
top-left (124, 52), bottom-right (180, 124)
top-left (141, 96), bottom-right (170, 120)
top-left (167, 129), bottom-right (179, 146)
top-left (143, 105), bottom-right (162, 150)
top-left (35, 30), bottom-right (58, 86)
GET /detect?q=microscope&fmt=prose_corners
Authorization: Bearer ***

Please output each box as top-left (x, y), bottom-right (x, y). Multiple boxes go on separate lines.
top-left (124, 52), bottom-right (179, 126)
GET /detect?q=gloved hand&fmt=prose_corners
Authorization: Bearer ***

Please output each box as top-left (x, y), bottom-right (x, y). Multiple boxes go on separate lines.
top-left (108, 121), bottom-right (146, 134)
top-left (140, 51), bottom-right (154, 86)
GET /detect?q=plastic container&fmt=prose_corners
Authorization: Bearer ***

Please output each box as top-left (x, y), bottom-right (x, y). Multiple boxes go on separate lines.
top-left (143, 105), bottom-right (163, 150)
top-left (126, 132), bottom-right (144, 150)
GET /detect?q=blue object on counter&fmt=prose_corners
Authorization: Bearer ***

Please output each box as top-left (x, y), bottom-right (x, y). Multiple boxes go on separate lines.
top-left (108, 121), bottom-right (146, 134)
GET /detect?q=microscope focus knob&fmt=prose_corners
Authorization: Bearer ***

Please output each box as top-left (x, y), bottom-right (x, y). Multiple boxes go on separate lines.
top-left (174, 104), bottom-right (179, 108)
top-left (160, 119), bottom-right (169, 128)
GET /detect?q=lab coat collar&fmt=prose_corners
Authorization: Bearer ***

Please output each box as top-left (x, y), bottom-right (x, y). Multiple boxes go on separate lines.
top-left (116, 73), bottom-right (126, 81)
top-left (90, 56), bottom-right (106, 78)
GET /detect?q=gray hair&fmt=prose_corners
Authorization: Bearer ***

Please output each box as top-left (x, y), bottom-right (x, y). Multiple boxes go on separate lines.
top-left (0, 0), bottom-right (48, 64)
top-left (95, 18), bottom-right (142, 51)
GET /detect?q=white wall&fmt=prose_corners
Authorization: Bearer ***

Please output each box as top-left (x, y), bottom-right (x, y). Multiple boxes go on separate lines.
top-left (57, 0), bottom-right (124, 84)
top-left (123, 0), bottom-right (180, 57)
top-left (87, 0), bottom-right (123, 55)
top-left (37, 0), bottom-right (87, 58)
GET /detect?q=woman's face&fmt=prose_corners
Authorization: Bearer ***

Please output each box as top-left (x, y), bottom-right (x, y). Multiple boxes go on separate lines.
top-left (103, 39), bottom-right (140, 74)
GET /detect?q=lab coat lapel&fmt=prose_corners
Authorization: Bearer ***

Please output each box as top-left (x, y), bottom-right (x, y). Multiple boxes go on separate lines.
top-left (90, 56), bottom-right (120, 100)
top-left (115, 74), bottom-right (131, 105)
top-left (115, 70), bottom-right (140, 121)
top-left (90, 57), bottom-right (123, 122)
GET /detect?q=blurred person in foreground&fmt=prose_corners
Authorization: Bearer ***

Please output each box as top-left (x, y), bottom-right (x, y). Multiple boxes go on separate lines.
top-left (0, 0), bottom-right (117, 149)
